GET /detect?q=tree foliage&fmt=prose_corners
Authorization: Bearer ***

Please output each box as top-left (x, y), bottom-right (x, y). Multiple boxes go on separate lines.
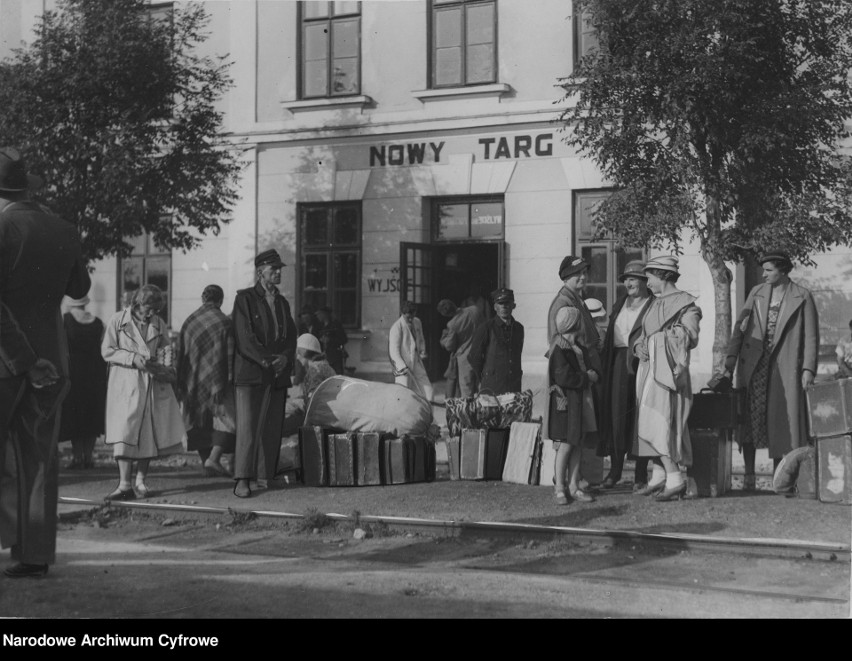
top-left (560, 0), bottom-right (852, 367)
top-left (0, 0), bottom-right (244, 263)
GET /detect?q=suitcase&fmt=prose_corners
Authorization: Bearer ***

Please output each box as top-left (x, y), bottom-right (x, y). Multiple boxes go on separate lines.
top-left (355, 432), bottom-right (383, 486)
top-left (406, 436), bottom-right (437, 482)
top-left (328, 432), bottom-right (357, 486)
top-left (447, 436), bottom-right (461, 481)
top-left (806, 379), bottom-right (852, 439)
top-left (686, 428), bottom-right (732, 497)
top-left (460, 428), bottom-right (487, 480)
top-left (689, 389), bottom-right (744, 429)
top-left (502, 422), bottom-right (542, 485)
top-left (383, 436), bottom-right (415, 485)
top-left (538, 441), bottom-right (557, 487)
top-left (299, 425), bottom-right (331, 486)
top-left (485, 428), bottom-right (510, 480)
top-left (796, 447), bottom-right (817, 499)
top-left (817, 435), bottom-right (852, 505)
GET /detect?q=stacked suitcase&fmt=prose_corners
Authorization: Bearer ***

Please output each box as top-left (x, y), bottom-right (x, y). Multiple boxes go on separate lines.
top-left (805, 379), bottom-right (852, 505)
top-left (684, 387), bottom-right (742, 497)
top-left (298, 426), bottom-right (436, 487)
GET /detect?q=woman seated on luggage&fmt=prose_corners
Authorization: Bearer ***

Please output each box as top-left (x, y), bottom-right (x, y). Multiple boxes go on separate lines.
top-left (548, 306), bottom-right (599, 505)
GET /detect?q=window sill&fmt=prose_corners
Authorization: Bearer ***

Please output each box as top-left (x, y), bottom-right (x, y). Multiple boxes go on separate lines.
top-left (281, 95), bottom-right (374, 113)
top-left (411, 83), bottom-right (513, 102)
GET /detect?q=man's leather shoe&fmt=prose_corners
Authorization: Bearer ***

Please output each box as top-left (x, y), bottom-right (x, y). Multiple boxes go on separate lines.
top-left (4, 563), bottom-right (48, 578)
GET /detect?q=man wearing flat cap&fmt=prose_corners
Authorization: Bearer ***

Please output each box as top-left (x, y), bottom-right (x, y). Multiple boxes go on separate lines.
top-left (468, 288), bottom-right (524, 394)
top-left (0, 147), bottom-right (90, 578)
top-left (231, 248), bottom-right (297, 498)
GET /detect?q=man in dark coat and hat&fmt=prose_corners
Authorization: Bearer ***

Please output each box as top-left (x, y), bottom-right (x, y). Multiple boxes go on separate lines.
top-left (468, 288), bottom-right (524, 394)
top-left (231, 249), bottom-right (297, 498)
top-left (0, 147), bottom-right (90, 578)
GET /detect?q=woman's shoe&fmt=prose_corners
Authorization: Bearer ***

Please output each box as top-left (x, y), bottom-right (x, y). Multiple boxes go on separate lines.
top-left (635, 480), bottom-right (666, 496)
top-left (655, 482), bottom-right (687, 502)
top-left (105, 487), bottom-right (136, 501)
top-left (554, 491), bottom-right (569, 506)
top-left (569, 489), bottom-right (595, 503)
top-left (134, 483), bottom-right (152, 499)
top-left (743, 474), bottom-right (756, 491)
top-left (233, 481), bottom-right (252, 498)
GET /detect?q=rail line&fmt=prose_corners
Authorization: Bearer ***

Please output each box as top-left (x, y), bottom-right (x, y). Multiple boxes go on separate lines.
top-left (59, 496), bottom-right (850, 562)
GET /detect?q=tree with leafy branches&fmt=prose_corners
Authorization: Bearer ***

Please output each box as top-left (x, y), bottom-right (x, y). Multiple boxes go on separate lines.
top-left (560, 0), bottom-right (852, 372)
top-left (0, 0), bottom-right (243, 265)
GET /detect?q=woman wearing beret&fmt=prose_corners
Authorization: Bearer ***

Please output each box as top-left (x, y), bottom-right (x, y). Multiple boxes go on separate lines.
top-left (725, 252), bottom-right (819, 490)
top-left (596, 261), bottom-right (653, 490)
top-left (633, 256), bottom-right (702, 501)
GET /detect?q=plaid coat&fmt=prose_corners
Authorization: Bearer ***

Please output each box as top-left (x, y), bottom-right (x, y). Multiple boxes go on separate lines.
top-left (176, 303), bottom-right (234, 429)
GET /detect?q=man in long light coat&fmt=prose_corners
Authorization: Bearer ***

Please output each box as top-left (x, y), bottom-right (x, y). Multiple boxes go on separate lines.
top-left (389, 300), bottom-right (433, 402)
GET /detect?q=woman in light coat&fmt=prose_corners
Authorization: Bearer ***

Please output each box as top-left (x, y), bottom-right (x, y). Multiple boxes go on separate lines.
top-left (725, 251), bottom-right (819, 489)
top-left (102, 285), bottom-right (185, 500)
top-left (633, 256), bottom-right (701, 502)
top-left (388, 300), bottom-right (433, 402)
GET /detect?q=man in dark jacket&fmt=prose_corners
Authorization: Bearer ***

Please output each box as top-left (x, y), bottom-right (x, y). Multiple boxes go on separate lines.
top-left (231, 249), bottom-right (296, 498)
top-left (0, 147), bottom-right (90, 578)
top-left (468, 288), bottom-right (524, 394)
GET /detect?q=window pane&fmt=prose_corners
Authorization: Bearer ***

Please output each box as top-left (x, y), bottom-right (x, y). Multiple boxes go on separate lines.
top-left (466, 43), bottom-right (494, 84)
top-left (304, 253), bottom-right (329, 290)
top-left (333, 206), bottom-right (359, 245)
top-left (466, 3), bottom-right (494, 45)
top-left (436, 204), bottom-right (468, 239)
top-left (303, 2), bottom-right (329, 19)
top-left (304, 23), bottom-right (329, 61)
top-left (334, 290), bottom-right (357, 328)
top-left (146, 256), bottom-right (171, 324)
top-left (303, 208), bottom-right (329, 246)
top-left (580, 246), bottom-right (609, 310)
top-left (470, 202), bottom-right (503, 238)
top-left (435, 47), bottom-right (462, 87)
top-left (303, 24), bottom-right (329, 97)
top-left (332, 1), bottom-right (359, 16)
top-left (331, 57), bottom-right (359, 94)
top-left (333, 252), bottom-right (358, 288)
top-left (122, 256), bottom-right (144, 297)
top-left (304, 61), bottom-right (328, 97)
top-left (332, 19), bottom-right (359, 58)
top-left (435, 8), bottom-right (461, 48)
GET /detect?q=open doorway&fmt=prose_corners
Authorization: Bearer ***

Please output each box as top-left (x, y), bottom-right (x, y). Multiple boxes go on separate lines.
top-left (400, 241), bottom-right (501, 381)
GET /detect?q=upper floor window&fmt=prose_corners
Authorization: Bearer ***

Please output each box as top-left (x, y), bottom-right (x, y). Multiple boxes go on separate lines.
top-left (573, 2), bottom-right (599, 71)
top-left (431, 0), bottom-right (496, 88)
top-left (120, 228), bottom-right (172, 325)
top-left (300, 1), bottom-right (361, 99)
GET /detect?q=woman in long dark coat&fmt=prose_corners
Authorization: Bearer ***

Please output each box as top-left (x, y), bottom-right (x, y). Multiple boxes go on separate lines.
top-left (725, 251), bottom-right (819, 490)
top-left (596, 261), bottom-right (653, 490)
top-left (59, 296), bottom-right (107, 469)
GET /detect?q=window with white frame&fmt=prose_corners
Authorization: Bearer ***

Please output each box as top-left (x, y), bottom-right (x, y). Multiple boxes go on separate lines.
top-left (430, 0), bottom-right (497, 88)
top-left (573, 1), bottom-right (599, 71)
top-left (300, 1), bottom-right (361, 99)
top-left (119, 229), bottom-right (172, 324)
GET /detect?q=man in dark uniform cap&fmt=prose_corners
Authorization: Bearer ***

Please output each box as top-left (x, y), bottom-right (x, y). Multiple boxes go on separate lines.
top-left (231, 248), bottom-right (296, 498)
top-left (468, 288), bottom-right (524, 394)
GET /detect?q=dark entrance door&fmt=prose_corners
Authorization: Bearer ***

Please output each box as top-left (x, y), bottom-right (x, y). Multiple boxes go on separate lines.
top-left (401, 241), bottom-right (502, 381)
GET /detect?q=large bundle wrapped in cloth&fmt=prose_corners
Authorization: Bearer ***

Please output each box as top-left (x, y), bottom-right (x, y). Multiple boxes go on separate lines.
top-left (305, 375), bottom-right (433, 438)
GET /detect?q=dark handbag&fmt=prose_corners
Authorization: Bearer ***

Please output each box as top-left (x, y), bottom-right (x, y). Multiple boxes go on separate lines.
top-left (689, 387), bottom-right (743, 430)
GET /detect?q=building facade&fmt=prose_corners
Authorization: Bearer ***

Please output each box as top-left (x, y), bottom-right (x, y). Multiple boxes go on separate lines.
top-left (3, 0), bottom-right (851, 393)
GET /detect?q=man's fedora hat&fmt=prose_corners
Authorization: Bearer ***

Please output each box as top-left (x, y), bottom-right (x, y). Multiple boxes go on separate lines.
top-left (558, 255), bottom-right (589, 280)
top-left (0, 147), bottom-right (43, 192)
top-left (644, 255), bottom-right (680, 275)
top-left (255, 249), bottom-right (285, 269)
top-left (618, 260), bottom-right (648, 281)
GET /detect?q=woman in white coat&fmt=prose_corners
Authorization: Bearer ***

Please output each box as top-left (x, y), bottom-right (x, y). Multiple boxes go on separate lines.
top-left (388, 300), bottom-right (433, 402)
top-left (102, 285), bottom-right (186, 500)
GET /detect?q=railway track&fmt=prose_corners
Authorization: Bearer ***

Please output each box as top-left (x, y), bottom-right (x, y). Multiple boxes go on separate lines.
top-left (59, 496), bottom-right (850, 563)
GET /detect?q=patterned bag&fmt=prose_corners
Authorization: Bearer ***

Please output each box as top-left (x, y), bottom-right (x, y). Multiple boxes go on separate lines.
top-left (445, 396), bottom-right (478, 437)
top-left (497, 390), bottom-right (534, 428)
top-left (474, 390), bottom-right (502, 429)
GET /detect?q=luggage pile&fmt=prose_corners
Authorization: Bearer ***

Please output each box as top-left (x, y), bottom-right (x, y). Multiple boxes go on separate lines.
top-left (299, 376), bottom-right (437, 487)
top-left (299, 427), bottom-right (436, 487)
top-left (804, 379), bottom-right (852, 505)
top-left (445, 390), bottom-right (535, 481)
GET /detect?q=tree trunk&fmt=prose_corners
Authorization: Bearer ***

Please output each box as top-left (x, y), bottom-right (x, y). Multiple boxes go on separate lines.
top-left (701, 194), bottom-right (733, 376)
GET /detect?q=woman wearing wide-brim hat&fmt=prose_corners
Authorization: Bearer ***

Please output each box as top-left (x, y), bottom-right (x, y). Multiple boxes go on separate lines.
top-left (724, 251), bottom-right (819, 490)
top-left (632, 255), bottom-right (702, 501)
top-left (595, 260), bottom-right (654, 490)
